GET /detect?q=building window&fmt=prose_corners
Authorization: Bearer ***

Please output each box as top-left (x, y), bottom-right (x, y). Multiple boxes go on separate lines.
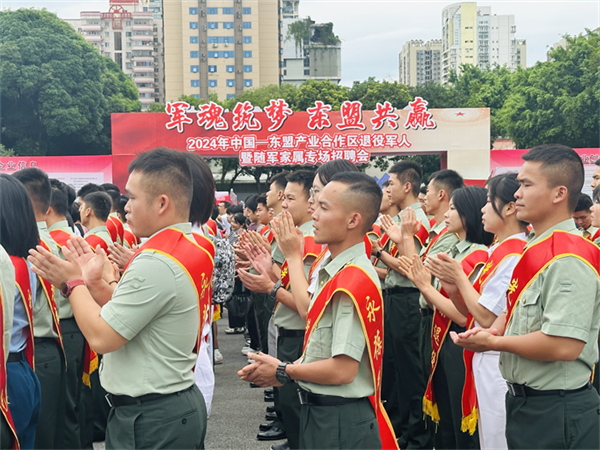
top-left (191, 65), bottom-right (199, 72)
top-left (227, 79), bottom-right (235, 87)
top-left (207, 22), bottom-right (218, 29)
top-left (242, 7), bottom-right (251, 14)
top-left (226, 65), bottom-right (234, 72)
top-left (227, 94), bottom-right (235, 100)
top-left (191, 80), bottom-right (200, 87)
top-left (126, 52), bottom-right (132, 58)
top-left (209, 51), bottom-right (219, 58)
top-left (105, 32), bottom-right (110, 37)
top-left (223, 22), bottom-right (234, 29)
top-left (224, 51), bottom-right (234, 58)
top-left (126, 62), bottom-right (133, 69)
top-left (222, 7), bottom-right (234, 14)
top-left (190, 36), bottom-right (199, 44)
top-left (126, 32), bottom-right (131, 37)
top-left (208, 36), bottom-right (235, 44)
top-left (207, 8), bottom-right (218, 14)
top-left (243, 36), bottom-right (252, 44)
top-left (243, 51), bottom-right (252, 58)
top-left (208, 65), bottom-right (217, 72)
top-left (105, 42), bottom-right (110, 47)
top-left (243, 22), bottom-right (252, 29)
top-left (126, 21), bottom-right (131, 26)
top-left (190, 51), bottom-right (199, 58)
top-left (243, 65), bottom-right (252, 72)
top-left (244, 79), bottom-right (253, 87)
top-left (190, 22), bottom-right (198, 29)
top-left (189, 7), bottom-right (198, 15)
top-left (304, 69), bottom-right (310, 75)
top-left (209, 80), bottom-right (217, 87)
top-left (193, 94), bottom-right (200, 99)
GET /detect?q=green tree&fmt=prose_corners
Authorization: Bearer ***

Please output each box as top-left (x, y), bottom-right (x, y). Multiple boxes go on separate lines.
top-left (348, 77), bottom-right (411, 110)
top-left (498, 30), bottom-right (599, 148)
top-left (0, 8), bottom-right (140, 156)
top-left (290, 79), bottom-right (349, 111)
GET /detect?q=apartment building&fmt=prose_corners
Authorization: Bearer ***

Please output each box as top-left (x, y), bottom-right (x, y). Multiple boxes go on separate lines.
top-left (398, 39), bottom-right (442, 86)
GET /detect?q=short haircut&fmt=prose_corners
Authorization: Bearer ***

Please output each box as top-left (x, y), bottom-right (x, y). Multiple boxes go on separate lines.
top-left (485, 172), bottom-right (528, 229)
top-left (269, 171), bottom-right (290, 191)
top-left (232, 213), bottom-right (247, 228)
top-left (245, 194), bottom-right (259, 212)
top-left (70, 203), bottom-right (81, 223)
top-left (101, 183), bottom-right (120, 193)
top-left (50, 186), bottom-right (69, 217)
top-left (452, 186), bottom-right (494, 246)
top-left (128, 148), bottom-right (193, 217)
top-left (0, 174), bottom-right (40, 257)
top-left (77, 183), bottom-right (104, 200)
top-left (595, 159), bottom-right (600, 167)
top-left (389, 161), bottom-right (422, 196)
top-left (522, 144), bottom-right (583, 212)
top-left (286, 169), bottom-right (315, 200)
top-left (104, 188), bottom-right (121, 209)
top-left (256, 194), bottom-right (267, 207)
top-left (82, 191), bottom-right (112, 222)
top-left (593, 185), bottom-right (600, 204)
top-left (117, 195), bottom-right (129, 222)
top-left (12, 167), bottom-right (52, 215)
top-left (575, 193), bottom-right (593, 213)
top-left (429, 170), bottom-right (464, 198)
top-left (185, 153), bottom-right (216, 226)
top-left (419, 185), bottom-right (427, 195)
top-left (316, 159), bottom-right (358, 186)
top-left (329, 172), bottom-right (382, 233)
top-left (227, 204), bottom-right (244, 215)
top-left (219, 200), bottom-right (232, 208)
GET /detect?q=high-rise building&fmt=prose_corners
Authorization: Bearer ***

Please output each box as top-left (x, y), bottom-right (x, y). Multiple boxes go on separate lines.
top-left (398, 39), bottom-right (442, 86)
top-left (162, 0), bottom-right (281, 102)
top-left (66, 0), bottom-right (165, 109)
top-left (441, 2), bottom-right (526, 82)
top-left (281, 1), bottom-right (341, 86)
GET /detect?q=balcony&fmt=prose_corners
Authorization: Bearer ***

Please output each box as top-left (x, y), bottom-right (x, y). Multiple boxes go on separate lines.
top-left (133, 35), bottom-right (154, 42)
top-left (132, 25), bottom-right (153, 31)
top-left (133, 77), bottom-right (154, 83)
top-left (82, 25), bottom-right (102, 31)
top-left (140, 97), bottom-right (155, 104)
top-left (133, 45), bottom-right (154, 51)
top-left (84, 36), bottom-right (102, 42)
top-left (132, 56), bottom-right (154, 62)
top-left (133, 66), bottom-right (153, 72)
top-left (137, 87), bottom-right (155, 94)
top-left (81, 12), bottom-right (101, 18)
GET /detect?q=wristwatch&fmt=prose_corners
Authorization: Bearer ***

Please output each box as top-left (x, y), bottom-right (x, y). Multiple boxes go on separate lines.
top-left (376, 250), bottom-right (382, 259)
top-left (59, 279), bottom-right (85, 298)
top-left (270, 279), bottom-right (282, 298)
top-left (276, 362), bottom-right (292, 385)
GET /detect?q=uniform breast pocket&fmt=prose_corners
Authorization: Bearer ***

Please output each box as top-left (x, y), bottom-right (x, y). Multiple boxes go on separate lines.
top-left (518, 289), bottom-right (542, 334)
top-left (305, 315), bottom-right (333, 359)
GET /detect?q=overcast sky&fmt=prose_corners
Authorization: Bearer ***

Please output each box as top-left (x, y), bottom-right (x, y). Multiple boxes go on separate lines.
top-left (4, 0), bottom-right (599, 85)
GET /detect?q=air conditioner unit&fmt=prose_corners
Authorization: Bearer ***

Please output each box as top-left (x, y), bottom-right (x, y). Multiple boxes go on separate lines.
top-left (213, 43), bottom-right (218, 48)
top-left (224, 42), bottom-right (229, 47)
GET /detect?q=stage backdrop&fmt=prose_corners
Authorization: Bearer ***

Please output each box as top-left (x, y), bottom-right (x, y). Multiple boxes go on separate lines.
top-left (111, 98), bottom-right (490, 189)
top-left (0, 155), bottom-right (112, 191)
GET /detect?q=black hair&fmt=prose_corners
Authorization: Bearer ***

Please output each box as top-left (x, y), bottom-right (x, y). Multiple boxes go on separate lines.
top-left (117, 195), bottom-right (129, 223)
top-left (128, 148), bottom-right (193, 216)
top-left (575, 193), bottom-right (593, 213)
top-left (219, 200), bottom-right (232, 208)
top-left (101, 183), bottom-right (120, 193)
top-left (0, 174), bottom-right (40, 257)
top-left (77, 183), bottom-right (104, 200)
top-left (316, 160), bottom-right (358, 186)
top-left (388, 161), bottom-right (422, 196)
top-left (82, 191), bottom-right (112, 222)
top-left (419, 185), bottom-right (427, 195)
top-left (232, 213), bottom-right (247, 228)
top-left (245, 194), bottom-right (259, 213)
top-left (227, 204), bottom-right (244, 215)
top-left (451, 186), bottom-right (494, 246)
top-left (211, 205), bottom-right (219, 221)
top-left (593, 185), bottom-right (600, 204)
top-left (104, 189), bottom-right (120, 210)
top-left (522, 144), bottom-right (583, 212)
top-left (11, 167), bottom-right (52, 215)
top-left (256, 194), bottom-right (267, 207)
top-left (595, 159), bottom-right (600, 167)
top-left (286, 170), bottom-right (315, 200)
top-left (429, 170), bottom-right (464, 198)
top-left (50, 186), bottom-right (69, 217)
top-left (329, 172), bottom-right (382, 233)
top-left (185, 153), bottom-right (216, 226)
top-left (485, 173), bottom-right (528, 230)
top-left (269, 171), bottom-right (290, 191)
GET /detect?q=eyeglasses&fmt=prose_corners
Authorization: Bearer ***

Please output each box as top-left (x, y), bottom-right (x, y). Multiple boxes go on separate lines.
top-left (309, 188), bottom-right (320, 199)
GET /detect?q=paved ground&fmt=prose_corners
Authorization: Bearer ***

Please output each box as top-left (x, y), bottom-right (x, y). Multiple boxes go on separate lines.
top-left (94, 309), bottom-right (281, 450)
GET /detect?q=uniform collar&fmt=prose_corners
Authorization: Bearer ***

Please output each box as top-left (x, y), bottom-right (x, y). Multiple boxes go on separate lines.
top-left (36, 221), bottom-right (49, 232)
top-left (527, 219), bottom-right (577, 247)
top-left (298, 220), bottom-right (314, 234)
top-left (48, 220), bottom-right (70, 232)
top-left (151, 222), bottom-right (192, 238)
top-left (322, 242), bottom-right (365, 279)
top-left (86, 225), bottom-right (109, 236)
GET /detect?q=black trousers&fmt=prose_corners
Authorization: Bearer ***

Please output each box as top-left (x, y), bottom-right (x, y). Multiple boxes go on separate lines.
top-left (277, 332), bottom-right (304, 449)
top-left (505, 384), bottom-right (600, 449)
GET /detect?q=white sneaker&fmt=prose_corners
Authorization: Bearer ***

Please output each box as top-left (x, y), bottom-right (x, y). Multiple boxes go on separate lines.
top-left (214, 348), bottom-right (223, 365)
top-left (242, 346), bottom-right (259, 355)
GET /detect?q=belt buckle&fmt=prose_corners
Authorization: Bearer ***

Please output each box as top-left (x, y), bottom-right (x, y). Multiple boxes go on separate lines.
top-left (105, 393), bottom-right (114, 408)
top-left (507, 382), bottom-right (516, 396)
top-left (297, 389), bottom-right (307, 405)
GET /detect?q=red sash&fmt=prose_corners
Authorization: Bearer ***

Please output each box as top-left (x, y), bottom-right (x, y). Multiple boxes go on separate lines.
top-left (260, 224), bottom-right (275, 245)
top-left (37, 239), bottom-right (66, 365)
top-left (106, 215), bottom-right (125, 245)
top-left (364, 234), bottom-right (373, 259)
top-left (123, 228), bottom-right (214, 357)
top-left (303, 265), bottom-right (398, 449)
top-left (460, 238), bottom-right (526, 434)
top-left (423, 247), bottom-right (489, 424)
top-left (9, 256), bottom-right (35, 369)
top-left (0, 281), bottom-right (19, 449)
top-left (415, 222), bottom-right (429, 247)
top-left (308, 248), bottom-right (329, 282)
top-left (280, 235), bottom-right (321, 290)
top-left (85, 234), bottom-right (109, 254)
top-left (591, 228), bottom-right (600, 242)
top-left (123, 228), bottom-right (140, 248)
top-left (421, 227), bottom-right (449, 261)
top-left (368, 224), bottom-right (383, 239)
top-left (206, 219), bottom-right (218, 236)
top-left (429, 217), bottom-right (436, 228)
top-left (82, 343), bottom-right (98, 388)
top-left (49, 228), bottom-right (73, 249)
top-left (506, 230), bottom-right (600, 328)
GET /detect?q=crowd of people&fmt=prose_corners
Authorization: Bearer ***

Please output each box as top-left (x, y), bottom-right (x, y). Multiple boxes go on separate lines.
top-left (1, 144), bottom-right (599, 450)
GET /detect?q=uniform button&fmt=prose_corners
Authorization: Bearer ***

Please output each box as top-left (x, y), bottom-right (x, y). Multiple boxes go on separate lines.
top-left (182, 418), bottom-right (187, 424)
top-left (370, 423), bottom-right (374, 429)
top-left (44, 363), bottom-right (49, 368)
top-left (320, 281), bottom-right (324, 286)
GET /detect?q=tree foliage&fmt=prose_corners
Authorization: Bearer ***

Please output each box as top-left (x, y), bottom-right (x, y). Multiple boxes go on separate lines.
top-left (0, 8), bottom-right (141, 156)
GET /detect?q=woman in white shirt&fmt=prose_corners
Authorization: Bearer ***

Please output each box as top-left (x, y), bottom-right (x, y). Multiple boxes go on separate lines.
top-left (426, 172), bottom-right (528, 450)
